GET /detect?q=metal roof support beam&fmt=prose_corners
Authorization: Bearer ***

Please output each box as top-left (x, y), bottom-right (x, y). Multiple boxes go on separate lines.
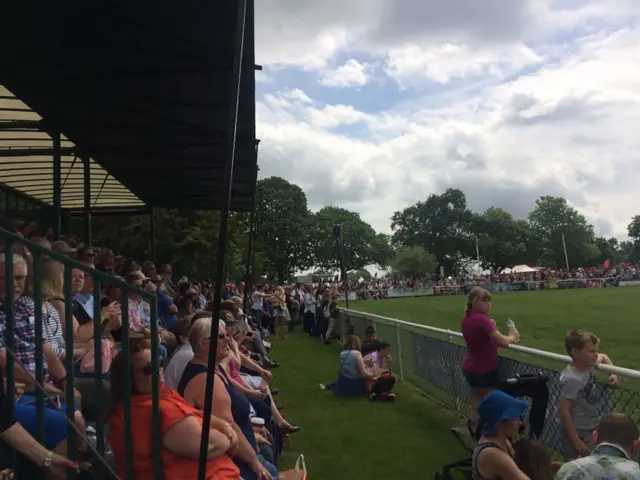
top-left (242, 142), bottom-right (260, 311)
top-left (150, 207), bottom-right (156, 263)
top-left (0, 147), bottom-right (75, 157)
top-left (198, 0), bottom-right (248, 477)
top-left (82, 156), bottom-right (92, 246)
top-left (52, 131), bottom-right (62, 239)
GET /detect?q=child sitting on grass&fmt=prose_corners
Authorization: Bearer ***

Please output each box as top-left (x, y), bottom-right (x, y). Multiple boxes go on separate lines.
top-left (558, 329), bottom-right (618, 460)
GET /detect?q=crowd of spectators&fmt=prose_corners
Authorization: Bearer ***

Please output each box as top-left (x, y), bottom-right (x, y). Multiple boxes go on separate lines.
top-left (0, 217), bottom-right (305, 479)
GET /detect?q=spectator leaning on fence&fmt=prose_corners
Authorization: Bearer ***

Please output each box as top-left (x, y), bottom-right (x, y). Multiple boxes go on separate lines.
top-left (558, 329), bottom-right (618, 460)
top-left (556, 413), bottom-right (640, 480)
top-left (461, 287), bottom-right (519, 427)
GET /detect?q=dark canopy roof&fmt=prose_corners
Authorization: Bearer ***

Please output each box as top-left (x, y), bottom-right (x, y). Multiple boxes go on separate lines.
top-left (0, 0), bottom-right (257, 212)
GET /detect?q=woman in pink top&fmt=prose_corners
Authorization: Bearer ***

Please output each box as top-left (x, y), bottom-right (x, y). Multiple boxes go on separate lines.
top-left (461, 287), bottom-right (520, 421)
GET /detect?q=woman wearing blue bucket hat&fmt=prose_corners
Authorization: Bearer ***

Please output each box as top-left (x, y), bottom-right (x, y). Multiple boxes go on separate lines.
top-left (472, 391), bottom-right (530, 480)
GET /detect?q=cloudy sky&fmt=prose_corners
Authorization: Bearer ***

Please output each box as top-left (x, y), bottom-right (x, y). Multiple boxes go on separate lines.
top-left (254, 0), bottom-right (639, 240)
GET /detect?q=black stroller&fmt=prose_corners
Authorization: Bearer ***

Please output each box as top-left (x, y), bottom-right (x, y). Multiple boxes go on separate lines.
top-left (434, 372), bottom-right (550, 480)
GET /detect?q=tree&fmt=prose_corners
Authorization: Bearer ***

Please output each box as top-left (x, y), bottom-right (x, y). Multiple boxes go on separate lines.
top-left (472, 208), bottom-right (531, 272)
top-left (528, 196), bottom-right (599, 268)
top-left (391, 188), bottom-right (473, 274)
top-left (254, 177), bottom-right (313, 282)
top-left (77, 209), bottom-right (251, 281)
top-left (628, 216), bottom-right (640, 240)
top-left (390, 246), bottom-right (437, 278)
top-left (308, 206), bottom-right (392, 272)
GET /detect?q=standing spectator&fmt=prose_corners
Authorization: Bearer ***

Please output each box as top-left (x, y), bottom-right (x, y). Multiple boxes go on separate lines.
top-left (557, 413), bottom-right (640, 479)
top-left (250, 285), bottom-right (265, 329)
top-left (461, 287), bottom-right (519, 428)
top-left (151, 274), bottom-right (178, 332)
top-left (558, 330), bottom-right (618, 459)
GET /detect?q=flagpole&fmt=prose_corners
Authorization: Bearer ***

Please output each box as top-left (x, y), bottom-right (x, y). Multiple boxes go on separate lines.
top-left (476, 236), bottom-right (480, 266)
top-left (562, 233), bottom-right (570, 270)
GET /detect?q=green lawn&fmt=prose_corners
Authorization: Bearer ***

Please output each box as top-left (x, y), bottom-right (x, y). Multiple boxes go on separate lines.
top-left (349, 287), bottom-right (640, 370)
top-left (271, 333), bottom-right (466, 479)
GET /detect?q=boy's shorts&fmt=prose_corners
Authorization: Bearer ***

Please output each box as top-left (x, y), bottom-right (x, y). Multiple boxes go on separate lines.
top-left (561, 427), bottom-right (596, 460)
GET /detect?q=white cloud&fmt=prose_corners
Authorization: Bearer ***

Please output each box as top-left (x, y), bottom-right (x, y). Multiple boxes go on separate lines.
top-left (319, 59), bottom-right (372, 87)
top-left (385, 43), bottom-right (543, 87)
top-left (255, 2), bottom-right (640, 241)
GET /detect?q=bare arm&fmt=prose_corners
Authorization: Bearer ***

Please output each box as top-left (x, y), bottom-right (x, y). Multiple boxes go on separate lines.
top-left (163, 416), bottom-right (230, 460)
top-left (43, 345), bottom-right (66, 383)
top-left (558, 397), bottom-right (585, 453)
top-left (0, 351), bottom-right (36, 386)
top-left (489, 329), bottom-right (519, 348)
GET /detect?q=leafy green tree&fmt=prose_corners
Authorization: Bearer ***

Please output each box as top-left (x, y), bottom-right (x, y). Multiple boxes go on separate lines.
top-left (390, 246), bottom-right (437, 278)
top-left (628, 216), bottom-right (640, 240)
top-left (528, 196), bottom-right (599, 268)
top-left (391, 188), bottom-right (473, 274)
top-left (79, 209), bottom-right (250, 281)
top-left (472, 208), bottom-right (531, 272)
top-left (308, 206), bottom-right (392, 272)
top-left (254, 177), bottom-right (313, 283)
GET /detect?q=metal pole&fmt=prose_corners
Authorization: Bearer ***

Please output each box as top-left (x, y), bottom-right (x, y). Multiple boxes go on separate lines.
top-left (242, 159), bottom-right (259, 311)
top-left (52, 132), bottom-right (62, 239)
top-left (340, 234), bottom-right (349, 310)
top-left (82, 156), bottom-right (92, 246)
top-left (150, 207), bottom-right (156, 263)
top-left (198, 0), bottom-right (247, 477)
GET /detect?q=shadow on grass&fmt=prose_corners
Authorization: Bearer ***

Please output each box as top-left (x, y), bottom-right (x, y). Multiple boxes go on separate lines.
top-left (270, 333), bottom-right (466, 480)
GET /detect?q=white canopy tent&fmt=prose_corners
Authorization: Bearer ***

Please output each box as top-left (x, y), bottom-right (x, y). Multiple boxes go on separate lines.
top-left (511, 265), bottom-right (539, 273)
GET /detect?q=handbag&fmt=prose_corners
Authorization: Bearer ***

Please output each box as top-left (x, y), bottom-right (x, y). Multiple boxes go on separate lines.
top-left (279, 454), bottom-right (307, 480)
top-left (80, 338), bottom-right (116, 374)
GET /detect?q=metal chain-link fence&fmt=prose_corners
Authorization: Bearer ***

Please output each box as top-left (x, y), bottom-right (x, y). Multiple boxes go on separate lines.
top-left (338, 309), bottom-right (640, 455)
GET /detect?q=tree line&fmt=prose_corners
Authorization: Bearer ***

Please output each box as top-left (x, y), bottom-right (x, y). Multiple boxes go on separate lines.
top-left (85, 177), bottom-right (640, 282)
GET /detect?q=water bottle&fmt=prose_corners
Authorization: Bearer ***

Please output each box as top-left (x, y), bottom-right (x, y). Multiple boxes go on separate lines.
top-left (506, 318), bottom-right (516, 330)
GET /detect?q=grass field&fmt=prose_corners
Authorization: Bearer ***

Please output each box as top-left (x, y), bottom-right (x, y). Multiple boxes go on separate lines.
top-left (349, 287), bottom-right (640, 370)
top-left (272, 333), bottom-right (465, 479)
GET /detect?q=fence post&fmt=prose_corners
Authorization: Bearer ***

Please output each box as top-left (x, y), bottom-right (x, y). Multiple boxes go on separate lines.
top-left (395, 322), bottom-right (404, 381)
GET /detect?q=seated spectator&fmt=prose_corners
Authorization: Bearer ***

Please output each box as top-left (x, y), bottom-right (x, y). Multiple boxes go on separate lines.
top-left (556, 413), bottom-right (640, 479)
top-left (95, 248), bottom-right (116, 275)
top-left (149, 273), bottom-right (178, 332)
top-left (559, 329), bottom-right (618, 460)
top-left (0, 369), bottom-right (77, 477)
top-left (221, 317), bottom-right (298, 435)
top-left (164, 315), bottom-right (199, 390)
top-left (0, 253), bottom-right (87, 454)
top-left (125, 271), bottom-right (169, 363)
top-left (107, 339), bottom-right (240, 480)
top-left (363, 341), bottom-right (392, 372)
top-left (178, 318), bottom-right (277, 480)
top-left (321, 335), bottom-right (378, 398)
top-left (472, 391), bottom-right (528, 480)
top-left (226, 298), bottom-right (278, 368)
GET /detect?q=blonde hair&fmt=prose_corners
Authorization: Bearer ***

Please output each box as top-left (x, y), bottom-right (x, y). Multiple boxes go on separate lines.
top-left (188, 316), bottom-right (213, 349)
top-left (42, 258), bottom-right (64, 300)
top-left (231, 296), bottom-right (243, 307)
top-left (343, 335), bottom-right (361, 351)
top-left (466, 286), bottom-right (492, 311)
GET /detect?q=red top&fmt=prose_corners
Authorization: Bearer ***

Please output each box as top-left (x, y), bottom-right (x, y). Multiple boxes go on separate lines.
top-left (461, 310), bottom-right (499, 374)
top-left (108, 386), bottom-right (240, 480)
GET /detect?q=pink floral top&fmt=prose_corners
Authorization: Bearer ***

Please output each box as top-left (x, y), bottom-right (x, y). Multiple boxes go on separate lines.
top-left (127, 299), bottom-right (144, 332)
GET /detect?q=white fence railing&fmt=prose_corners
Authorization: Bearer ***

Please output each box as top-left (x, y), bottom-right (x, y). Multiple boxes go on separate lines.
top-left (342, 308), bottom-right (640, 380)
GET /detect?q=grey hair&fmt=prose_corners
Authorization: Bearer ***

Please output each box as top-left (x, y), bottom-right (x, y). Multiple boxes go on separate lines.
top-left (188, 316), bottom-right (213, 350)
top-left (0, 253), bottom-right (26, 265)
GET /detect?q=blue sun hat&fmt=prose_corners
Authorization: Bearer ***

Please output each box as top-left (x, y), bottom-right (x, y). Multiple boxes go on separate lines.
top-left (478, 390), bottom-right (528, 436)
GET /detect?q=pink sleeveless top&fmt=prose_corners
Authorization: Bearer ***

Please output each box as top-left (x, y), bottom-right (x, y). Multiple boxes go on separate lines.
top-left (228, 358), bottom-right (247, 388)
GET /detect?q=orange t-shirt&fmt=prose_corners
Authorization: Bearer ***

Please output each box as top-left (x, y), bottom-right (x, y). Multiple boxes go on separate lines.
top-left (108, 386), bottom-right (239, 480)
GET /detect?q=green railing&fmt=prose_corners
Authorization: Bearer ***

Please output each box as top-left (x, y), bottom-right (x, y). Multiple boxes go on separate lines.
top-left (0, 228), bottom-right (162, 479)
